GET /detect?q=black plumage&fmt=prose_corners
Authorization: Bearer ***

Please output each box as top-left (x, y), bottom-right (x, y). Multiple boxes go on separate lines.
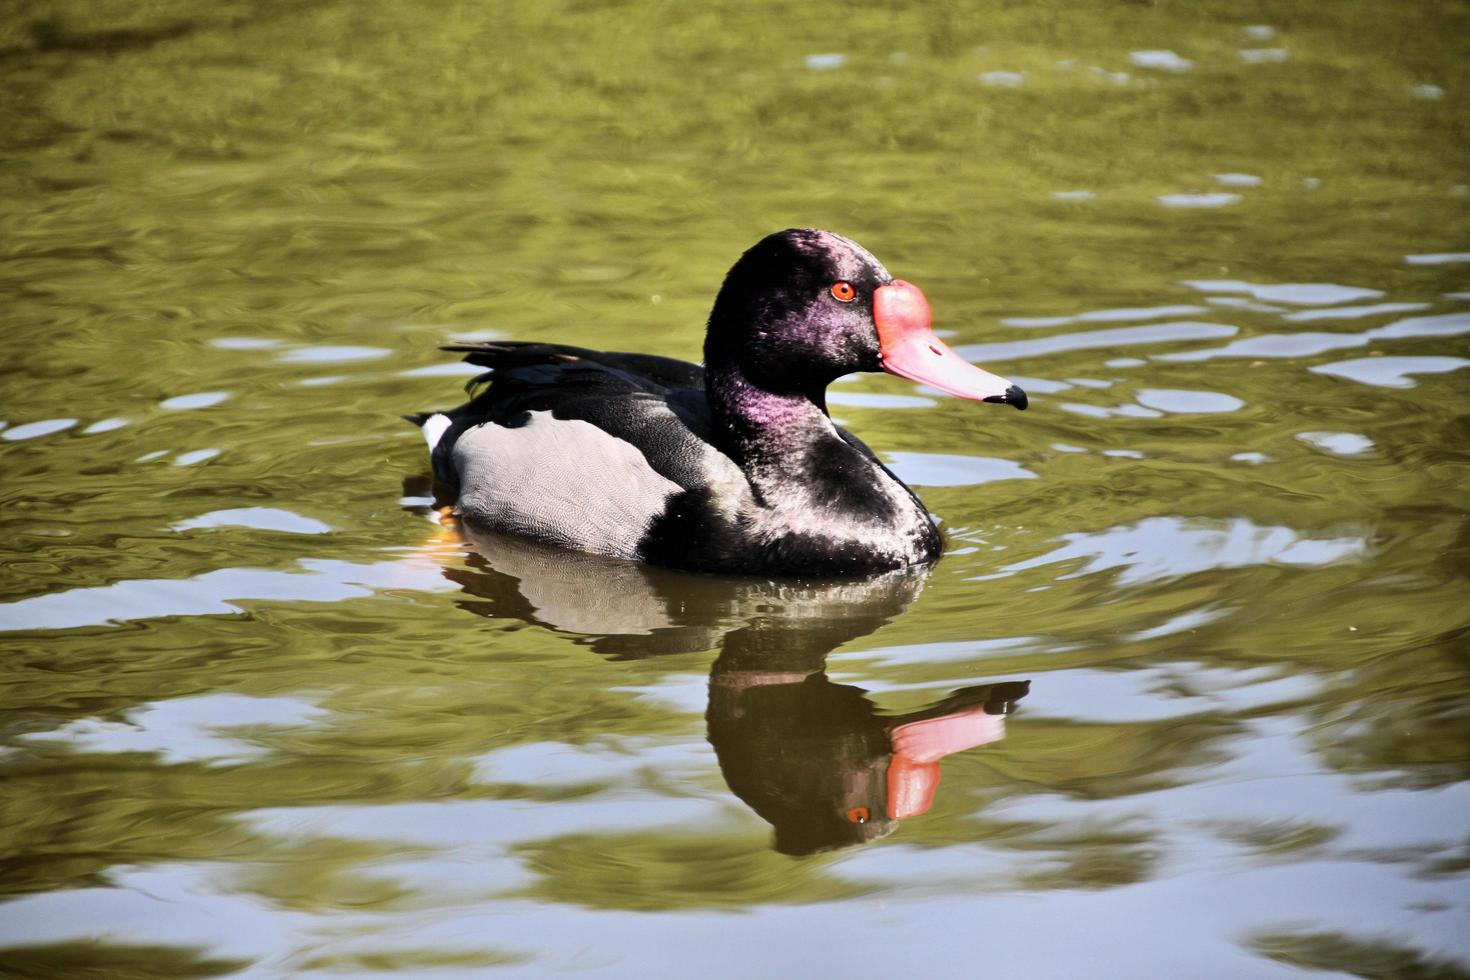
top-left (408, 229), bottom-right (1025, 576)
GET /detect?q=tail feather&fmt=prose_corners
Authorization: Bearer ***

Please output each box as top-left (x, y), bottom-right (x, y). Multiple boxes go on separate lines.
top-left (402, 410), bottom-right (453, 453)
top-left (440, 340), bottom-right (704, 391)
top-left (438, 341), bottom-right (596, 394)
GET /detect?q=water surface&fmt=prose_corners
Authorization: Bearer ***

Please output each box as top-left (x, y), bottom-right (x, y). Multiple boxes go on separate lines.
top-left (3, 1), bottom-right (1469, 976)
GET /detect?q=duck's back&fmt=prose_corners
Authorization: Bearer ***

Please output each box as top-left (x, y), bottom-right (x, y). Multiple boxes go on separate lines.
top-left (414, 342), bottom-right (747, 562)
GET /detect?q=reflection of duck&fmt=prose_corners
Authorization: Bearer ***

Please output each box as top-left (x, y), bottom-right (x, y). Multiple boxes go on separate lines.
top-left (709, 646), bottom-right (1027, 856)
top-left (407, 229), bottom-right (1026, 577)
top-left (436, 520), bottom-right (1029, 854)
top-left (441, 519), bottom-right (930, 657)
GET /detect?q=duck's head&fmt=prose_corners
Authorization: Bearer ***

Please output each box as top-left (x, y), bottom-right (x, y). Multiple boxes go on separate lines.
top-left (705, 228), bottom-right (1026, 410)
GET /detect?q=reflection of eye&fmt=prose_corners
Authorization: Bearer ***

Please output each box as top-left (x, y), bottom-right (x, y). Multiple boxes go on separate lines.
top-left (831, 281), bottom-right (856, 302)
top-left (846, 806), bottom-right (870, 824)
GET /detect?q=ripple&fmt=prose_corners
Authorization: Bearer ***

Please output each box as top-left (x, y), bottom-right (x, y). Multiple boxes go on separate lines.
top-left (1049, 190), bottom-right (1096, 202)
top-left (81, 417), bottom-right (130, 434)
top-left (1, 418), bottom-right (77, 441)
top-left (1134, 389), bottom-right (1245, 413)
top-left (826, 391), bottom-right (936, 409)
top-left (1405, 252), bottom-right (1470, 265)
top-left (174, 448), bottom-right (221, 466)
top-left (1002, 304), bottom-right (1206, 329)
top-left (1156, 312), bottom-right (1470, 363)
top-left (1051, 665), bottom-right (1319, 725)
top-left (1310, 356), bottom-right (1470, 389)
top-left (884, 452), bottom-right (1037, 486)
top-left (209, 337), bottom-right (281, 350)
top-left (957, 322), bottom-right (1237, 363)
top-left (22, 694), bottom-right (328, 766)
top-left (1282, 303), bottom-right (1430, 322)
top-left (1214, 173), bottom-right (1263, 187)
top-left (159, 391), bottom-right (230, 410)
top-left (243, 796), bottom-right (720, 848)
top-left (1004, 517), bottom-right (1367, 585)
top-left (398, 362), bottom-right (483, 377)
top-left (1058, 402), bottom-right (1162, 419)
top-left (1207, 296), bottom-right (1287, 314)
top-left (0, 866), bottom-right (286, 962)
top-left (857, 635), bottom-right (1043, 666)
top-left (979, 71), bottom-right (1025, 88)
top-left (277, 345), bottom-right (392, 364)
top-left (473, 737), bottom-right (706, 787)
top-left (1240, 48), bottom-right (1289, 64)
top-left (1130, 50), bottom-right (1193, 72)
top-left (804, 53), bottom-right (845, 71)
top-left (0, 557), bottom-right (455, 632)
top-left (1182, 329), bottom-right (1355, 362)
top-left (446, 328), bottom-right (503, 342)
top-left (1366, 312), bottom-right (1470, 338)
top-left (1158, 193), bottom-right (1242, 208)
top-left (1007, 375), bottom-right (1073, 394)
top-left (558, 265), bottom-right (637, 284)
top-left (172, 507), bottom-right (333, 535)
top-left (1181, 280), bottom-right (1384, 305)
top-left (1089, 66), bottom-right (1131, 85)
top-left (1297, 431), bottom-right (1374, 456)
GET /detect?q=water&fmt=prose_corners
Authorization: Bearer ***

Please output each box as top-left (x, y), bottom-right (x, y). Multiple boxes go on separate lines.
top-left (2, 1), bottom-right (1469, 975)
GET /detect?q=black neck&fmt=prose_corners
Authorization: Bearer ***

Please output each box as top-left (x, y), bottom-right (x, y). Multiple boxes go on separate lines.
top-left (704, 362), bottom-right (835, 470)
top-left (702, 357), bottom-right (941, 573)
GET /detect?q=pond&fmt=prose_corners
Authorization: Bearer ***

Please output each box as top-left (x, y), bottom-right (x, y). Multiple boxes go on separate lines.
top-left (2, 1), bottom-right (1468, 976)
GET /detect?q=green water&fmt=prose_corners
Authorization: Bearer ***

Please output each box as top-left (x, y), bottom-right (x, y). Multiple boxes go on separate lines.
top-left (2, 0), bottom-right (1469, 975)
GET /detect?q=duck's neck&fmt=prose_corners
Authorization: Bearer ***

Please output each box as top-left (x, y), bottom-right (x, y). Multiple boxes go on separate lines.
top-left (702, 350), bottom-right (943, 573)
top-left (705, 364), bottom-right (836, 487)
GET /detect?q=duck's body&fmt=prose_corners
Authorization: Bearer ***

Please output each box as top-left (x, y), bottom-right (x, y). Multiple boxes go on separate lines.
top-left (411, 230), bottom-right (1025, 577)
top-left (418, 341), bottom-right (940, 576)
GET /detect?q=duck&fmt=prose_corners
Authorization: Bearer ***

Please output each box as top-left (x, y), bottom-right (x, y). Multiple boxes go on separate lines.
top-left (408, 228), bottom-right (1027, 577)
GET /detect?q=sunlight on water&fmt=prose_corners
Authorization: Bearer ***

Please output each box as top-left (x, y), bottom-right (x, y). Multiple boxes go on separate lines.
top-left (1, 0), bottom-right (1468, 976)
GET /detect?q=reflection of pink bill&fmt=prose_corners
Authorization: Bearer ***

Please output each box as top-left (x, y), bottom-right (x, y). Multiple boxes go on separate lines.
top-left (891, 709), bottom-right (1006, 762)
top-left (887, 710), bottom-right (1008, 820)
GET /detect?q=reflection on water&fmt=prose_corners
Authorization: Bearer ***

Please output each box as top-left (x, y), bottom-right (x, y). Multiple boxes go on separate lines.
top-left (1001, 516), bottom-right (1366, 585)
top-left (449, 522), bottom-right (1029, 855)
top-left (20, 694), bottom-right (329, 766)
top-left (710, 659), bottom-right (1025, 855)
top-left (2, 0), bottom-right (1469, 974)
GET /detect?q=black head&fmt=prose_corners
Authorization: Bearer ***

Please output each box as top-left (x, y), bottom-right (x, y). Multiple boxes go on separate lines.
top-left (704, 229), bottom-right (1026, 412)
top-left (707, 669), bottom-right (899, 855)
top-left (705, 229), bottom-right (894, 398)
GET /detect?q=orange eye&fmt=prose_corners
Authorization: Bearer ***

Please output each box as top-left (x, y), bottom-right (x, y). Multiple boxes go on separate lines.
top-left (846, 806), bottom-right (870, 824)
top-left (830, 281), bottom-right (857, 302)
